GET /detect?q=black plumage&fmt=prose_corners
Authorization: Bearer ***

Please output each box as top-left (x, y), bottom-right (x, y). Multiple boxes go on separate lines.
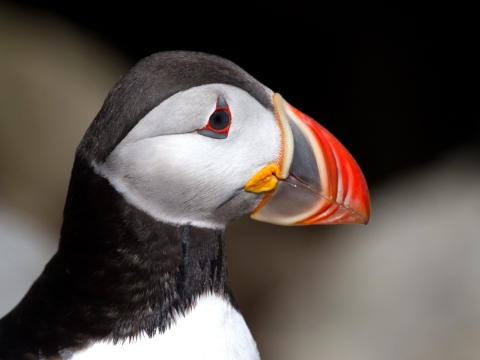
top-left (0, 164), bottom-right (235, 359)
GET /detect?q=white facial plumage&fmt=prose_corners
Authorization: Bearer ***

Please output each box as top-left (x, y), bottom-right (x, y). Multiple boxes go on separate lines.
top-left (95, 84), bottom-right (280, 229)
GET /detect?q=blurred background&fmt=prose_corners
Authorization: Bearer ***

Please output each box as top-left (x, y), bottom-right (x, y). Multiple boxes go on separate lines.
top-left (0, 1), bottom-right (479, 359)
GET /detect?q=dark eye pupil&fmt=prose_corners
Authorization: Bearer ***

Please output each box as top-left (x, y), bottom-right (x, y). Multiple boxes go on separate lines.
top-left (209, 110), bottom-right (230, 130)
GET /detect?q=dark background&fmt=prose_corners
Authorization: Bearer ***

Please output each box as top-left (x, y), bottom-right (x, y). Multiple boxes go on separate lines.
top-left (8, 0), bottom-right (479, 186)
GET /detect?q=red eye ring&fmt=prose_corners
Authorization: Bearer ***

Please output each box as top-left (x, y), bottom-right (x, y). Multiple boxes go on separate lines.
top-left (205, 107), bottom-right (231, 132)
top-left (198, 96), bottom-right (232, 139)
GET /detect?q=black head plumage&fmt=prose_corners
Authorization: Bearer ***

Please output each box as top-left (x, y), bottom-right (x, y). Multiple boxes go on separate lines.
top-left (78, 51), bottom-right (273, 164)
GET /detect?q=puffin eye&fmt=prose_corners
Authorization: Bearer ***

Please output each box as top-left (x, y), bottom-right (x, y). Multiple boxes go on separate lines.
top-left (209, 110), bottom-right (230, 130)
top-left (197, 95), bottom-right (232, 139)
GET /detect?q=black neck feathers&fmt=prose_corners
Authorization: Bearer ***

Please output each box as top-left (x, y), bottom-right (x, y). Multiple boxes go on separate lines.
top-left (0, 159), bottom-right (235, 359)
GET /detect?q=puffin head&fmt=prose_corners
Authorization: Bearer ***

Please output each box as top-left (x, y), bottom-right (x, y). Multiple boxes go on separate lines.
top-left (77, 51), bottom-right (370, 230)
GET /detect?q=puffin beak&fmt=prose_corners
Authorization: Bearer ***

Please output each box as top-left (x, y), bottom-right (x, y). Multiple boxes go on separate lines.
top-left (245, 93), bottom-right (370, 225)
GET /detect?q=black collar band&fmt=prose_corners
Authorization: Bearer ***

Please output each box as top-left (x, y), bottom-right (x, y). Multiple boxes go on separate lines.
top-left (0, 159), bottom-right (235, 359)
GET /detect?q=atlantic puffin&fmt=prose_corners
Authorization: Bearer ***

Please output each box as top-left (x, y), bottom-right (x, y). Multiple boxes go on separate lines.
top-left (0, 51), bottom-right (370, 359)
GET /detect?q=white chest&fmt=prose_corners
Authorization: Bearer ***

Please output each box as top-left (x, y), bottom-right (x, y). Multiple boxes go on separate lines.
top-left (71, 294), bottom-right (260, 360)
